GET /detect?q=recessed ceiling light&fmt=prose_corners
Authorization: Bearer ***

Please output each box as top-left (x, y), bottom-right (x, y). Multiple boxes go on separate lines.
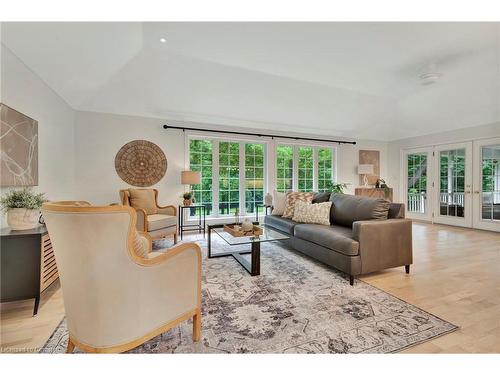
top-left (159, 38), bottom-right (166, 43)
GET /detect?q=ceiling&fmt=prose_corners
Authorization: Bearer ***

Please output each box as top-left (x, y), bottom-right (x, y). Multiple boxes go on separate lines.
top-left (1, 22), bottom-right (499, 141)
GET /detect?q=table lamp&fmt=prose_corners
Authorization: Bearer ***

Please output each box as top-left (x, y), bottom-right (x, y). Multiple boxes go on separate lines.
top-left (181, 170), bottom-right (201, 185)
top-left (358, 164), bottom-right (374, 187)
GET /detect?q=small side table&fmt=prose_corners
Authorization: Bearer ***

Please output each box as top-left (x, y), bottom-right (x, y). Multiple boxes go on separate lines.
top-left (178, 205), bottom-right (207, 240)
top-left (255, 205), bottom-right (273, 221)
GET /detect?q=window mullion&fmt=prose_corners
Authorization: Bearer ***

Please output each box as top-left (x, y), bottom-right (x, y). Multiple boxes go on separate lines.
top-left (313, 147), bottom-right (319, 192)
top-left (213, 140), bottom-right (220, 218)
top-left (293, 145), bottom-right (298, 191)
top-left (239, 142), bottom-right (245, 216)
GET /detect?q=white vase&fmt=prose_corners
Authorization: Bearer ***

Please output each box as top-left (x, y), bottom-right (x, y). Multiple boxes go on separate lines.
top-left (241, 219), bottom-right (254, 232)
top-left (6, 208), bottom-right (40, 230)
top-left (264, 193), bottom-right (273, 206)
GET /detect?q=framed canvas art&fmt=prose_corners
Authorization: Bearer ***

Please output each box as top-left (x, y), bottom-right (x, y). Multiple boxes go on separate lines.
top-left (0, 103), bottom-right (39, 186)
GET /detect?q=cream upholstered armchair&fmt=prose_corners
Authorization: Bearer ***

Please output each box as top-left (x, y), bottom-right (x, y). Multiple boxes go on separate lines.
top-left (42, 201), bottom-right (201, 353)
top-left (119, 188), bottom-right (178, 243)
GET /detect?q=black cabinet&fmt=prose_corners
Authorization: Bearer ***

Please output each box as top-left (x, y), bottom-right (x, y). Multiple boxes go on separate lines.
top-left (0, 226), bottom-right (59, 315)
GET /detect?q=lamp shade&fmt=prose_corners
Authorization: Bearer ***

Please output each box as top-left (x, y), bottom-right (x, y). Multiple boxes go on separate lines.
top-left (181, 170), bottom-right (201, 185)
top-left (358, 164), bottom-right (374, 175)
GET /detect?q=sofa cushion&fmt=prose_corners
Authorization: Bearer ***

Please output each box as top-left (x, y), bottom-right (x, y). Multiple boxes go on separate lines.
top-left (312, 192), bottom-right (331, 203)
top-left (147, 214), bottom-right (176, 231)
top-left (329, 194), bottom-right (390, 227)
top-left (388, 203), bottom-right (405, 219)
top-left (292, 201), bottom-right (332, 225)
top-left (264, 215), bottom-right (297, 235)
top-left (129, 189), bottom-right (158, 215)
top-left (294, 224), bottom-right (359, 256)
top-left (271, 190), bottom-right (287, 215)
top-left (282, 192), bottom-right (315, 218)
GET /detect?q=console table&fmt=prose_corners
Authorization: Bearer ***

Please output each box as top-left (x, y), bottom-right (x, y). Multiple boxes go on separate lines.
top-left (0, 226), bottom-right (59, 315)
top-left (355, 187), bottom-right (393, 202)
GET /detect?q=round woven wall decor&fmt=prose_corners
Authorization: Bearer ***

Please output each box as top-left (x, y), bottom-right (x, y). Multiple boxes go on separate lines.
top-left (114, 140), bottom-right (167, 187)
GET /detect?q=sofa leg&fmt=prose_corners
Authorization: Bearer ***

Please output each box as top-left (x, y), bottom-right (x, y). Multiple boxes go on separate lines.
top-left (349, 275), bottom-right (354, 286)
top-left (174, 233), bottom-right (178, 244)
top-left (405, 265), bottom-right (410, 274)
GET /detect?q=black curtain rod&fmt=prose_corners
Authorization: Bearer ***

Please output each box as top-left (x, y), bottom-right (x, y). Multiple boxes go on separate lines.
top-left (162, 124), bottom-right (356, 145)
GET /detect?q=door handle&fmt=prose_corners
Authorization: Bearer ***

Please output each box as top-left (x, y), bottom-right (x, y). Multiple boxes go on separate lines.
top-left (465, 191), bottom-right (471, 194)
top-left (473, 191), bottom-right (480, 194)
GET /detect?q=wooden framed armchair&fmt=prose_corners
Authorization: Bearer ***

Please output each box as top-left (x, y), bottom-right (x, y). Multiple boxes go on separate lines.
top-left (119, 188), bottom-right (178, 243)
top-left (42, 201), bottom-right (201, 353)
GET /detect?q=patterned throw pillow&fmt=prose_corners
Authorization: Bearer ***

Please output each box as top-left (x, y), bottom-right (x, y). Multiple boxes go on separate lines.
top-left (282, 192), bottom-right (315, 218)
top-left (292, 201), bottom-right (332, 225)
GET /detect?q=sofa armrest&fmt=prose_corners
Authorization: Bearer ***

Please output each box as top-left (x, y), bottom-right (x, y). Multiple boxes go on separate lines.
top-left (352, 219), bottom-right (413, 274)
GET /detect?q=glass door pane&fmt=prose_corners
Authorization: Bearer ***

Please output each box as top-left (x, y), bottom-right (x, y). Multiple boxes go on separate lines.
top-left (438, 149), bottom-right (466, 218)
top-left (407, 152), bottom-right (428, 214)
top-left (481, 145), bottom-right (500, 222)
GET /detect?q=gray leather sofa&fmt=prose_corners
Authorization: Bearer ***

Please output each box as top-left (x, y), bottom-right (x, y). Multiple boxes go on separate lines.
top-left (264, 193), bottom-right (413, 285)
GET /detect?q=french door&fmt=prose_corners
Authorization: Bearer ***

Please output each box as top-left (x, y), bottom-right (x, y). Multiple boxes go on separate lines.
top-left (403, 147), bottom-right (433, 221)
top-left (403, 138), bottom-right (500, 232)
top-left (432, 142), bottom-right (472, 228)
top-left (472, 137), bottom-right (500, 232)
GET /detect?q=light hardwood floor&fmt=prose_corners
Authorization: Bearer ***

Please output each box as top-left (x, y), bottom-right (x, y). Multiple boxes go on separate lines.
top-left (1, 222), bottom-right (499, 353)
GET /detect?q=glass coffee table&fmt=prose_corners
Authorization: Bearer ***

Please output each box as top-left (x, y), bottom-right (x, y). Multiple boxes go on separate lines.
top-left (207, 223), bottom-right (289, 276)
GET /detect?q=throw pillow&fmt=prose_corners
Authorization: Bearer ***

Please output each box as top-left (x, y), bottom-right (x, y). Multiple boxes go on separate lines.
top-left (292, 201), bottom-right (332, 225)
top-left (282, 191), bottom-right (315, 218)
top-left (271, 190), bottom-right (287, 215)
top-left (129, 189), bottom-right (158, 215)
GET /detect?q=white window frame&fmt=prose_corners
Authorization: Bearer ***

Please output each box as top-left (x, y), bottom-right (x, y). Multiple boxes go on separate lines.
top-left (186, 132), bottom-right (268, 219)
top-left (185, 132), bottom-right (338, 220)
top-left (275, 142), bottom-right (337, 193)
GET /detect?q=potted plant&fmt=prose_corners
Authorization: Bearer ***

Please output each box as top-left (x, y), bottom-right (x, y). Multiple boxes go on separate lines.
top-left (182, 191), bottom-right (196, 206)
top-left (0, 188), bottom-right (48, 230)
top-left (325, 181), bottom-right (349, 194)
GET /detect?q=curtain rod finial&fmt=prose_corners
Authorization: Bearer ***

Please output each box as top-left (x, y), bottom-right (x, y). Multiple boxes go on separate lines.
top-left (163, 124), bottom-right (168, 129)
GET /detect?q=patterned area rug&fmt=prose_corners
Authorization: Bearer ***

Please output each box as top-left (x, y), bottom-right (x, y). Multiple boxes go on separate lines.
top-left (41, 236), bottom-right (457, 353)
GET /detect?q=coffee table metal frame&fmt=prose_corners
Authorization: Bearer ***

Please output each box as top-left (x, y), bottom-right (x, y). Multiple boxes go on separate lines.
top-left (207, 222), bottom-right (288, 276)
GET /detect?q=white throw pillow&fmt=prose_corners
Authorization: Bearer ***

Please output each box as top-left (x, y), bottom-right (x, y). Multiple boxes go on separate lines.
top-left (292, 201), bottom-right (332, 225)
top-left (271, 190), bottom-right (287, 216)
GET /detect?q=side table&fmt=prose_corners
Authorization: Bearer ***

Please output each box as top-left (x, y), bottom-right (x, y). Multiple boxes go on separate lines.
top-left (178, 205), bottom-right (207, 240)
top-left (255, 205), bottom-right (273, 221)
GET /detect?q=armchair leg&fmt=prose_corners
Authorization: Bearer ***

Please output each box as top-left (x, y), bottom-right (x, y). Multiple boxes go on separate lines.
top-left (66, 338), bottom-right (75, 353)
top-left (349, 275), bottom-right (354, 286)
top-left (192, 310), bottom-right (201, 342)
top-left (405, 265), bottom-right (410, 274)
top-left (174, 233), bottom-right (178, 244)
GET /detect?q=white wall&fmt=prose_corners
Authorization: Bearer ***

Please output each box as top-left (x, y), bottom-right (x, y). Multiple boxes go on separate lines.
top-left (74, 111), bottom-right (388, 207)
top-left (387, 121), bottom-right (500, 202)
top-left (1, 45), bottom-right (76, 227)
top-left (74, 111), bottom-right (186, 206)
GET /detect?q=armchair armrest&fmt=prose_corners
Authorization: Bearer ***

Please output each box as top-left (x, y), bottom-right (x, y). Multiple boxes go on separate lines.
top-left (157, 205), bottom-right (177, 217)
top-left (135, 208), bottom-right (148, 232)
top-left (137, 231), bottom-right (152, 254)
top-left (352, 219), bottom-right (413, 274)
top-left (131, 242), bottom-right (202, 340)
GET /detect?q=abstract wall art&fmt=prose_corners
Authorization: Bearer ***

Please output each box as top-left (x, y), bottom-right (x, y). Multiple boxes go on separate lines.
top-left (0, 103), bottom-right (39, 186)
top-left (358, 149), bottom-right (380, 185)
